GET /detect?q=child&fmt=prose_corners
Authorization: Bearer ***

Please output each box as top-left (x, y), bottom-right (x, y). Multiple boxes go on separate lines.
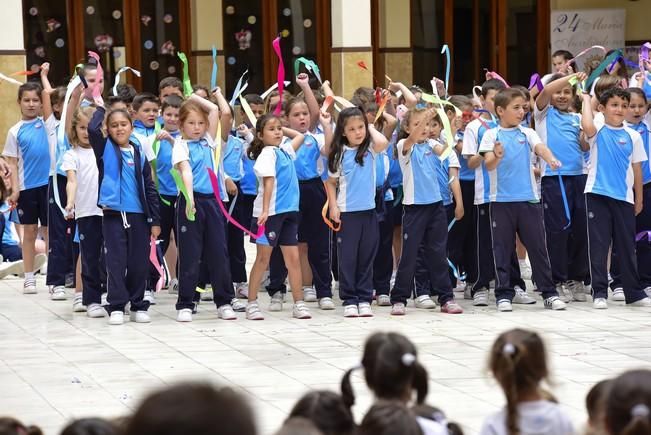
top-left (288, 391), bottom-right (356, 435)
top-left (358, 402), bottom-right (422, 435)
top-left (534, 72), bottom-right (590, 303)
top-left (327, 107), bottom-right (388, 317)
top-left (462, 79), bottom-right (532, 307)
top-left (480, 329), bottom-right (574, 434)
top-left (480, 88), bottom-right (566, 311)
top-left (88, 97), bottom-right (160, 325)
top-left (172, 91), bottom-right (238, 322)
top-left (541, 50), bottom-right (575, 85)
top-left (604, 370), bottom-right (651, 435)
top-left (158, 76), bottom-right (184, 100)
top-left (581, 87), bottom-right (651, 309)
top-left (585, 379), bottom-right (612, 435)
top-left (62, 99), bottom-right (105, 318)
top-left (245, 113), bottom-right (311, 320)
top-left (389, 107), bottom-right (462, 315)
top-left (3, 82), bottom-right (50, 295)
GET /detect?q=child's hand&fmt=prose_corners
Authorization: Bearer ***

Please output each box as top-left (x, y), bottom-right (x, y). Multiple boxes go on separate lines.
top-left (329, 205), bottom-right (341, 224)
top-left (296, 72), bottom-right (309, 87)
top-left (454, 203), bottom-right (464, 221)
top-left (225, 178), bottom-right (237, 196)
top-left (319, 110), bottom-right (332, 125)
top-left (236, 124), bottom-right (252, 137)
top-left (548, 159), bottom-right (562, 170)
top-left (186, 198), bottom-right (195, 218)
top-left (7, 191), bottom-right (19, 206)
top-left (575, 71), bottom-right (588, 83)
top-left (257, 210), bottom-right (268, 226)
top-left (493, 142), bottom-right (504, 159)
top-left (64, 203), bottom-right (74, 220)
top-left (321, 80), bottom-right (331, 89)
top-left (151, 225), bottom-right (161, 239)
top-left (635, 198), bottom-right (643, 216)
top-left (211, 87), bottom-right (222, 98)
top-left (40, 62), bottom-right (50, 77)
top-left (157, 130), bottom-right (174, 142)
top-left (93, 95), bottom-right (104, 108)
top-left (72, 84), bottom-right (84, 98)
top-left (388, 81), bottom-right (401, 93)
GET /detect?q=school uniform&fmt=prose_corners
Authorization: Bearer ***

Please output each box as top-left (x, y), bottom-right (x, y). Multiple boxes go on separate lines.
top-left (0, 207), bottom-right (22, 262)
top-left (387, 129), bottom-right (405, 228)
top-left (151, 129), bottom-right (180, 256)
top-left (61, 146), bottom-right (104, 306)
top-left (172, 134), bottom-right (234, 310)
top-left (390, 139), bottom-right (452, 306)
top-left (373, 151), bottom-right (394, 297)
top-left (479, 126), bottom-right (559, 302)
top-left (89, 107), bottom-right (160, 314)
top-left (329, 145), bottom-right (379, 306)
top-left (535, 104), bottom-right (589, 286)
top-left (584, 123), bottom-right (649, 302)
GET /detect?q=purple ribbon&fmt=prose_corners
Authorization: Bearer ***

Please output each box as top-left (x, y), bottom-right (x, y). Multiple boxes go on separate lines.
top-left (528, 73), bottom-right (543, 92)
top-left (636, 231), bottom-right (651, 242)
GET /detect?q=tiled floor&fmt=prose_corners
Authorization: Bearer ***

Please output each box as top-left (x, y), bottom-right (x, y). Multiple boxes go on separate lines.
top-left (1, 275), bottom-right (651, 435)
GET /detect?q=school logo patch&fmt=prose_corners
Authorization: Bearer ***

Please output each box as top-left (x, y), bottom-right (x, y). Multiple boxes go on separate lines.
top-left (337, 237), bottom-right (342, 244)
top-left (480, 209), bottom-right (485, 216)
top-left (268, 231), bottom-right (276, 240)
top-left (79, 234), bottom-right (85, 241)
top-left (618, 139), bottom-right (627, 145)
top-left (492, 220), bottom-right (497, 228)
top-left (17, 208), bottom-right (23, 216)
top-left (425, 150), bottom-right (432, 156)
top-left (49, 198), bottom-right (54, 204)
top-left (588, 211), bottom-right (594, 219)
top-left (543, 203), bottom-right (548, 209)
top-left (404, 233), bottom-right (409, 240)
top-left (181, 225), bottom-right (187, 233)
top-left (35, 122), bottom-right (42, 129)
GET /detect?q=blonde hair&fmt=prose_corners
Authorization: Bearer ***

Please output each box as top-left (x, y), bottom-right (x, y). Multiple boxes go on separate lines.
top-left (69, 106), bottom-right (96, 147)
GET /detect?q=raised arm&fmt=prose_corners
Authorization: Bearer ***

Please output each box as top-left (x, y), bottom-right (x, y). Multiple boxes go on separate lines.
top-left (319, 111), bottom-right (334, 157)
top-left (369, 124), bottom-right (389, 153)
top-left (296, 73), bottom-right (320, 131)
top-left (536, 72), bottom-right (587, 110)
top-left (89, 106), bottom-right (107, 161)
top-left (581, 93), bottom-right (597, 139)
top-left (388, 81), bottom-right (417, 108)
top-left (65, 85), bottom-right (83, 137)
top-left (40, 63), bottom-right (54, 120)
top-left (281, 127), bottom-right (305, 152)
top-left (189, 92), bottom-right (222, 142)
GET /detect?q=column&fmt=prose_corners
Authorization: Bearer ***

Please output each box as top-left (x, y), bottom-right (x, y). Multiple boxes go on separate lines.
top-left (191, 0), bottom-right (225, 91)
top-left (0, 0), bottom-right (26, 149)
top-left (330, 0), bottom-right (373, 98)
top-left (378, 0), bottom-right (412, 85)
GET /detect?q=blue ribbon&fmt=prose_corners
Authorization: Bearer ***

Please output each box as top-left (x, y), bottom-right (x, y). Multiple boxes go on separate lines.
top-left (210, 45), bottom-right (218, 90)
top-left (557, 171), bottom-right (571, 230)
top-left (448, 218), bottom-right (456, 232)
top-left (441, 44), bottom-right (450, 97)
top-left (446, 218), bottom-right (465, 279)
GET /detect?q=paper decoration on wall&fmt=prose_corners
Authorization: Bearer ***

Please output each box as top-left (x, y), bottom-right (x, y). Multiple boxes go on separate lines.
top-left (94, 35), bottom-right (114, 52)
top-left (141, 15), bottom-right (151, 26)
top-left (144, 40), bottom-right (153, 49)
top-left (55, 39), bottom-right (65, 48)
top-left (225, 6), bottom-right (235, 14)
top-left (161, 41), bottom-right (175, 55)
top-left (168, 66), bottom-right (176, 74)
top-left (283, 8), bottom-right (291, 16)
top-left (281, 29), bottom-right (290, 37)
top-left (46, 18), bottom-right (61, 32)
top-left (227, 56), bottom-right (236, 65)
top-left (112, 10), bottom-right (122, 19)
top-left (34, 46), bottom-right (45, 58)
top-left (30, 64), bottom-right (40, 73)
top-left (304, 19), bottom-right (312, 28)
top-left (29, 7), bottom-right (38, 16)
top-left (235, 30), bottom-right (252, 50)
top-left (163, 14), bottom-right (173, 24)
top-left (292, 46), bottom-right (301, 55)
top-left (248, 16), bottom-right (256, 24)
top-left (150, 61), bottom-right (159, 70)
top-left (86, 6), bottom-right (95, 15)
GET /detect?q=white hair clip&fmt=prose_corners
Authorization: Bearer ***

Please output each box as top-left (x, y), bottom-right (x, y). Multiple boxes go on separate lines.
top-left (503, 343), bottom-right (516, 356)
top-left (631, 404), bottom-right (650, 418)
top-left (401, 353), bottom-right (416, 366)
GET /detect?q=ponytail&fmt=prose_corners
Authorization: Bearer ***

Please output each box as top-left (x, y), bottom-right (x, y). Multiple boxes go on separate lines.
top-left (247, 113), bottom-right (280, 160)
top-left (620, 416), bottom-right (651, 435)
top-left (413, 362), bottom-right (429, 405)
top-left (340, 368), bottom-right (356, 408)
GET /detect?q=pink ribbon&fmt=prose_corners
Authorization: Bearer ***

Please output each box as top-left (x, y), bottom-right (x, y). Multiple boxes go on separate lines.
top-left (485, 69), bottom-right (509, 88)
top-left (87, 51), bottom-right (103, 99)
top-left (272, 36), bottom-right (285, 115)
top-left (206, 168), bottom-right (266, 239)
top-left (636, 231), bottom-right (651, 242)
top-left (528, 73), bottom-right (543, 92)
top-left (149, 236), bottom-right (164, 292)
top-left (564, 45), bottom-right (606, 70)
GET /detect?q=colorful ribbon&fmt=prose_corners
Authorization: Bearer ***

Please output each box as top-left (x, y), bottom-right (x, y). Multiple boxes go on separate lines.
top-left (149, 236), bottom-right (164, 292)
top-left (229, 69), bottom-right (249, 106)
top-left (294, 57), bottom-right (322, 83)
top-left (485, 69), bottom-right (509, 88)
top-left (170, 168), bottom-right (196, 221)
top-left (528, 73), bottom-right (543, 92)
top-left (585, 49), bottom-right (623, 91)
top-left (272, 36), bottom-right (285, 115)
top-left (150, 122), bottom-right (171, 207)
top-left (239, 94), bottom-right (258, 127)
top-left (260, 80), bottom-right (290, 99)
top-left (112, 66), bottom-right (141, 96)
top-left (321, 95), bottom-right (334, 112)
top-left (636, 231), bottom-right (651, 242)
top-left (321, 182), bottom-right (341, 231)
top-left (87, 51), bottom-right (103, 99)
top-left (210, 45), bottom-right (218, 90)
top-left (177, 52), bottom-right (193, 97)
top-left (564, 45), bottom-right (606, 69)
top-left (12, 68), bottom-right (38, 76)
top-left (374, 94), bottom-right (390, 123)
top-left (557, 172), bottom-right (571, 230)
top-left (421, 92), bottom-right (461, 160)
top-left (0, 73), bottom-right (23, 85)
top-left (441, 44), bottom-right (450, 96)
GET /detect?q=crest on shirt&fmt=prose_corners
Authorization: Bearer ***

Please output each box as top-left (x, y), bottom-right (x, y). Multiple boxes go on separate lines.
top-left (268, 231), bottom-right (276, 240)
top-left (618, 139), bottom-right (627, 145)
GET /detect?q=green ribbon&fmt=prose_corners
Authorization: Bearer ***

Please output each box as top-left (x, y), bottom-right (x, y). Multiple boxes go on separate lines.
top-left (150, 121), bottom-right (171, 206)
top-left (293, 57), bottom-right (322, 83)
top-left (177, 52), bottom-right (193, 97)
top-left (170, 168), bottom-right (195, 221)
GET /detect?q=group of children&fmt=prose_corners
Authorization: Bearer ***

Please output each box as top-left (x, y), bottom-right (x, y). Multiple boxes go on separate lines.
top-left (3, 46), bottom-right (651, 324)
top-left (5, 328), bottom-right (651, 435)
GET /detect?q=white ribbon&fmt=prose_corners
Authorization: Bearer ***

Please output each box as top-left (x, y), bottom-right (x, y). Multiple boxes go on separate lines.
top-left (112, 66), bottom-right (141, 96)
top-left (0, 73), bottom-right (23, 86)
top-left (260, 80), bottom-right (291, 99)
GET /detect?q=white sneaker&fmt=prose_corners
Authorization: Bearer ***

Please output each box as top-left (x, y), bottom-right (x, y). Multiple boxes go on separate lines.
top-left (318, 297), bottom-right (335, 310)
top-left (358, 302), bottom-right (373, 317)
top-left (519, 261), bottom-right (532, 280)
top-left (176, 308), bottom-right (193, 322)
top-left (473, 289), bottom-right (489, 306)
top-left (0, 259), bottom-right (24, 279)
top-left (87, 303), bottom-right (106, 318)
top-left (414, 295), bottom-right (436, 309)
top-left (612, 288), bottom-right (625, 302)
top-left (168, 278), bottom-right (179, 294)
top-left (292, 301), bottom-right (312, 319)
top-left (593, 298), bottom-right (608, 309)
top-left (376, 294), bottom-right (391, 306)
top-left (50, 285), bottom-right (67, 301)
top-left (556, 284), bottom-right (572, 303)
top-left (454, 280), bottom-right (466, 292)
top-left (644, 287), bottom-right (651, 298)
top-left (544, 296), bottom-right (567, 310)
top-left (565, 280), bottom-right (587, 302)
top-left (269, 292), bottom-right (283, 312)
top-left (390, 302), bottom-right (406, 316)
top-left (23, 278), bottom-right (37, 294)
top-left (200, 289), bottom-right (213, 301)
top-left (144, 290), bottom-right (156, 305)
top-left (72, 294), bottom-right (86, 312)
top-left (235, 282), bottom-right (249, 298)
top-left (101, 292), bottom-right (108, 306)
top-left (108, 311), bottom-right (124, 325)
top-left (343, 304), bottom-right (359, 317)
top-left (497, 299), bottom-right (513, 312)
top-left (130, 311), bottom-right (151, 323)
top-left (303, 287), bottom-right (317, 302)
top-left (513, 286), bottom-right (536, 304)
top-left (629, 297), bottom-right (651, 307)
top-left (217, 304), bottom-right (237, 320)
top-left (246, 302), bottom-right (264, 320)
top-left (230, 298), bottom-right (246, 312)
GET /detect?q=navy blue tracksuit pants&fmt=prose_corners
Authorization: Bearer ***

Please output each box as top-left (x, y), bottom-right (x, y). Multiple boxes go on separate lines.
top-left (77, 216), bottom-right (104, 306)
top-left (489, 202), bottom-right (557, 301)
top-left (46, 175), bottom-right (74, 286)
top-left (176, 194), bottom-right (234, 310)
top-left (103, 212), bottom-right (150, 313)
top-left (448, 180), bottom-right (477, 283)
top-left (542, 175), bottom-right (589, 284)
top-left (149, 194), bottom-right (177, 289)
top-left (226, 182), bottom-right (253, 283)
top-left (587, 193), bottom-right (647, 302)
top-left (415, 204), bottom-right (456, 298)
top-left (373, 198), bottom-right (394, 296)
top-left (391, 202), bottom-right (453, 305)
top-left (337, 210), bottom-right (378, 306)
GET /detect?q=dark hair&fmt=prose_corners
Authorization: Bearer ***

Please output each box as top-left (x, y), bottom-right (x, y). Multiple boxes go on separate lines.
top-left (341, 332), bottom-right (428, 408)
top-left (274, 418), bottom-right (322, 435)
top-left (288, 391), bottom-right (355, 435)
top-left (447, 95), bottom-right (473, 113)
top-left (489, 329), bottom-right (551, 435)
top-left (412, 404), bottom-right (464, 435)
top-left (116, 83), bottom-right (137, 104)
top-left (248, 113), bottom-right (282, 160)
top-left (61, 418), bottom-right (117, 435)
top-left (18, 82), bottom-right (42, 101)
top-left (351, 87), bottom-right (376, 108)
top-left (244, 93), bottom-right (264, 106)
top-left (494, 88), bottom-right (527, 113)
top-left (328, 107), bottom-right (371, 174)
top-left (481, 79), bottom-right (507, 97)
top-left (192, 84), bottom-right (210, 97)
top-left (552, 49), bottom-right (574, 61)
top-left (586, 379), bottom-right (612, 425)
top-left (124, 383), bottom-right (256, 435)
top-left (605, 370), bottom-right (651, 435)
top-left (158, 76), bottom-right (183, 93)
top-left (132, 93), bottom-right (160, 112)
top-left (0, 417), bottom-right (42, 435)
top-left (598, 87), bottom-right (630, 106)
top-left (106, 96), bottom-right (126, 108)
top-left (511, 85), bottom-right (531, 102)
top-left (628, 87), bottom-right (648, 104)
top-left (50, 86), bottom-right (67, 108)
top-left (358, 401), bottom-right (422, 435)
top-left (162, 94), bottom-right (184, 112)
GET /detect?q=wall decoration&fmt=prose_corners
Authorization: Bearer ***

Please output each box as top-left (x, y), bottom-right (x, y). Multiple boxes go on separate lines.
top-left (163, 14), bottom-right (173, 24)
top-left (248, 15), bottom-right (256, 24)
top-left (150, 61), bottom-right (160, 70)
top-left (46, 18), bottom-right (61, 32)
top-left (34, 46), bottom-right (45, 58)
top-left (55, 38), bottom-right (65, 48)
top-left (235, 29), bottom-right (252, 50)
top-left (94, 34), bottom-right (114, 52)
top-left (225, 6), bottom-right (235, 15)
top-left (86, 6), bottom-right (95, 15)
top-left (144, 40), bottom-right (153, 49)
top-left (303, 19), bottom-right (312, 28)
top-left (141, 15), bottom-right (152, 26)
top-left (283, 8), bottom-right (291, 16)
top-left (227, 56), bottom-right (236, 65)
top-left (112, 10), bottom-right (122, 20)
top-left (29, 7), bottom-right (38, 16)
top-left (160, 40), bottom-right (176, 55)
top-left (551, 9), bottom-right (625, 55)
top-left (168, 66), bottom-right (176, 74)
